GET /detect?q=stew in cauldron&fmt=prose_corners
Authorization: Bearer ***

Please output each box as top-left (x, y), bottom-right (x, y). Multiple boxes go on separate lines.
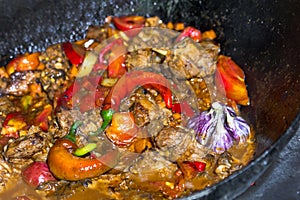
top-left (0, 16), bottom-right (255, 200)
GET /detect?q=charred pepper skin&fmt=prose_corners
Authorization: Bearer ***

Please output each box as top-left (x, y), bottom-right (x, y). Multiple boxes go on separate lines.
top-left (47, 139), bottom-right (119, 181)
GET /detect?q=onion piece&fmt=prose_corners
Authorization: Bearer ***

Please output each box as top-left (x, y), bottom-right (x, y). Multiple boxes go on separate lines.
top-left (77, 51), bottom-right (98, 77)
top-left (101, 78), bottom-right (118, 87)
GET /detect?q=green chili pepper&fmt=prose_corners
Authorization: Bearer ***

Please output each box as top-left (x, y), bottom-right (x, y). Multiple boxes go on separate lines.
top-left (64, 120), bottom-right (83, 143)
top-left (88, 109), bottom-right (114, 136)
top-left (100, 108), bottom-right (115, 130)
top-left (73, 143), bottom-right (97, 156)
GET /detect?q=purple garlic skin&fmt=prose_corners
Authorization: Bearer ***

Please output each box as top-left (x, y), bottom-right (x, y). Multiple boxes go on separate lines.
top-left (187, 102), bottom-right (250, 153)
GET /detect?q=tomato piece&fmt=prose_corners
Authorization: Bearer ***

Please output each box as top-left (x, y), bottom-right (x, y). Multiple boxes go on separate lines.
top-left (105, 112), bottom-right (138, 146)
top-left (6, 52), bottom-right (43, 75)
top-left (1, 112), bottom-right (27, 138)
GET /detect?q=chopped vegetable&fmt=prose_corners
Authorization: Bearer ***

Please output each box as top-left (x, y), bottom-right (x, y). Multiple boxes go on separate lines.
top-left (64, 120), bottom-right (83, 143)
top-left (22, 161), bottom-right (56, 188)
top-left (1, 112), bottom-right (27, 138)
top-left (171, 100), bottom-right (195, 117)
top-left (33, 104), bottom-right (52, 131)
top-left (112, 16), bottom-right (145, 36)
top-left (77, 51), bottom-right (98, 77)
top-left (187, 102), bottom-right (250, 153)
top-left (187, 161), bottom-right (206, 172)
top-left (99, 109), bottom-right (115, 133)
top-left (107, 53), bottom-right (126, 78)
top-left (202, 29), bottom-right (217, 40)
top-left (20, 95), bottom-right (33, 111)
top-left (176, 26), bottom-right (202, 42)
top-left (6, 52), bottom-right (44, 75)
top-left (62, 42), bottom-right (85, 65)
top-left (215, 55), bottom-right (249, 105)
top-left (105, 112), bottom-right (138, 146)
top-left (73, 143), bottom-right (97, 156)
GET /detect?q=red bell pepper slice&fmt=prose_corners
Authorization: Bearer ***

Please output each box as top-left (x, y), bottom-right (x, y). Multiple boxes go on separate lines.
top-left (176, 26), bottom-right (202, 42)
top-left (112, 16), bottom-right (145, 36)
top-left (107, 51), bottom-right (126, 78)
top-left (55, 82), bottom-right (80, 112)
top-left (105, 112), bottom-right (138, 147)
top-left (104, 71), bottom-right (173, 111)
top-left (94, 38), bottom-right (127, 78)
top-left (62, 42), bottom-right (85, 65)
top-left (171, 100), bottom-right (195, 117)
top-left (215, 55), bottom-right (249, 105)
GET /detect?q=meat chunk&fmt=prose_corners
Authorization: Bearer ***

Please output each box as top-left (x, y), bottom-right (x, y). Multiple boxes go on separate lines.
top-left (2, 71), bottom-right (40, 96)
top-left (126, 50), bottom-right (153, 70)
top-left (4, 126), bottom-right (52, 162)
top-left (172, 38), bottom-right (220, 79)
top-left (155, 127), bottom-right (193, 162)
top-left (155, 126), bottom-right (216, 163)
top-left (128, 151), bottom-right (178, 182)
top-left (56, 109), bottom-right (102, 135)
top-left (127, 28), bottom-right (178, 52)
top-left (86, 25), bottom-right (111, 42)
top-left (39, 44), bottom-right (74, 100)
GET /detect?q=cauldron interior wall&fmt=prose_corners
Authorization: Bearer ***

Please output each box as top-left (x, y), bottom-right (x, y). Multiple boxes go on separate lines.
top-left (0, 0), bottom-right (299, 199)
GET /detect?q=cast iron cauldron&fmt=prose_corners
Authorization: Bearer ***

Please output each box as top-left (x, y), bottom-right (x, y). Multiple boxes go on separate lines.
top-left (0, 0), bottom-right (299, 199)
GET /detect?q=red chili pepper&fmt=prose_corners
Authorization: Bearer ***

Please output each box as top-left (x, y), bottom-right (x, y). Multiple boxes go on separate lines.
top-left (171, 100), bottom-right (195, 117)
top-left (47, 138), bottom-right (119, 181)
top-left (112, 16), bottom-right (145, 36)
top-left (62, 42), bottom-right (85, 65)
top-left (176, 26), bottom-right (202, 42)
top-left (215, 55), bottom-right (249, 105)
